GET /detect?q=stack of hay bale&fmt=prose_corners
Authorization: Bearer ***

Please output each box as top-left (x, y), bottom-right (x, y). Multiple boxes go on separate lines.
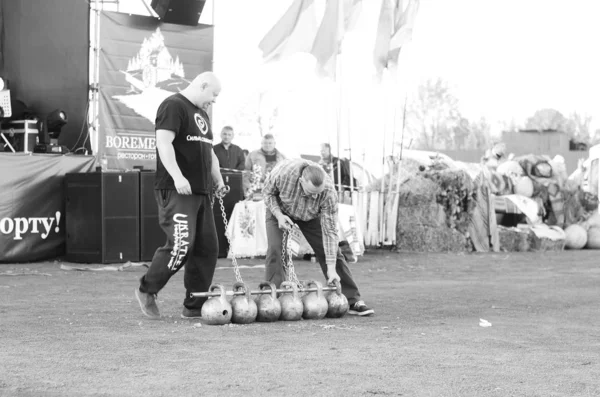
top-left (396, 169), bottom-right (474, 252)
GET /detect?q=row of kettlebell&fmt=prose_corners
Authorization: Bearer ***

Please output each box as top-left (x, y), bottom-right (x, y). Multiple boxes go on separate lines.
top-left (200, 280), bottom-right (349, 325)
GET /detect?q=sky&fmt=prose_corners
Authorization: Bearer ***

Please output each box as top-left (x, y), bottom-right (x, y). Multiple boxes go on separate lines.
top-left (107, 0), bottom-right (600, 173)
top-left (208, 0), bottom-right (600, 157)
top-left (407, 0), bottom-right (600, 130)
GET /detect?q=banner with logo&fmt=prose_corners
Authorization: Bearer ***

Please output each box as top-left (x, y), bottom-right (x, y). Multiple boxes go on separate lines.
top-left (98, 12), bottom-right (214, 170)
top-left (0, 153), bottom-right (96, 263)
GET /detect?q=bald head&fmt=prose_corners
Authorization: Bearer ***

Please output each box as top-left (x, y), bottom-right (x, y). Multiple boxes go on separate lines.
top-left (182, 72), bottom-right (221, 111)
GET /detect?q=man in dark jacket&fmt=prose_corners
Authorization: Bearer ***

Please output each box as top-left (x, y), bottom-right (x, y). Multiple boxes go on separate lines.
top-left (319, 143), bottom-right (357, 191)
top-left (213, 126), bottom-right (245, 170)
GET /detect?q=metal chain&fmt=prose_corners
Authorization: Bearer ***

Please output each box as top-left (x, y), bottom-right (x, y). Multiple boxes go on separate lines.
top-left (216, 192), bottom-right (244, 284)
top-left (281, 229), bottom-right (303, 291)
top-left (214, 185), bottom-right (303, 288)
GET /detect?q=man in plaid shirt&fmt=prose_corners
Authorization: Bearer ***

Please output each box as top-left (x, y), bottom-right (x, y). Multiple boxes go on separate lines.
top-left (262, 159), bottom-right (374, 316)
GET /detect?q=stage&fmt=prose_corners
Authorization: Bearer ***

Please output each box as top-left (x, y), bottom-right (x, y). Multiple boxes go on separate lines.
top-left (0, 153), bottom-right (96, 263)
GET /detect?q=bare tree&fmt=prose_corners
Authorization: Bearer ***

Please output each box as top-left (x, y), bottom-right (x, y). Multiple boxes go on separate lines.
top-left (464, 117), bottom-right (492, 150)
top-left (525, 108), bottom-right (595, 145)
top-left (452, 117), bottom-right (470, 150)
top-left (564, 112), bottom-right (592, 143)
top-left (501, 118), bottom-right (521, 133)
top-left (525, 108), bottom-right (569, 131)
top-left (406, 78), bottom-right (461, 150)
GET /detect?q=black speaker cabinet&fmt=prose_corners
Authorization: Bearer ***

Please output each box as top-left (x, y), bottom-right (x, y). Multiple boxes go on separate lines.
top-left (214, 171), bottom-right (244, 258)
top-left (150, 0), bottom-right (206, 26)
top-left (140, 171), bottom-right (165, 261)
top-left (65, 172), bottom-right (140, 263)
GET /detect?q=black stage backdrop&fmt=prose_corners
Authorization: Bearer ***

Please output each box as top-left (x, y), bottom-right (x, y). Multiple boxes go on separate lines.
top-left (0, 153), bottom-right (96, 263)
top-left (98, 12), bottom-right (213, 170)
top-left (0, 0), bottom-right (90, 152)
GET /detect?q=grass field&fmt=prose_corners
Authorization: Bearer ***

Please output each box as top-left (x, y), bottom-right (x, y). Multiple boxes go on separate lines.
top-left (1, 250), bottom-right (599, 397)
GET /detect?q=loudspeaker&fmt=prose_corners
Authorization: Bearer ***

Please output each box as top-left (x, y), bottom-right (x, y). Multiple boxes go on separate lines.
top-left (213, 171), bottom-right (244, 258)
top-left (151, 0), bottom-right (206, 26)
top-left (65, 172), bottom-right (140, 263)
top-left (140, 171), bottom-right (165, 261)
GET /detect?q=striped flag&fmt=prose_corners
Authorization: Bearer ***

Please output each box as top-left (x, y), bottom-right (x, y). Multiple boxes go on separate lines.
top-left (258, 0), bottom-right (318, 61)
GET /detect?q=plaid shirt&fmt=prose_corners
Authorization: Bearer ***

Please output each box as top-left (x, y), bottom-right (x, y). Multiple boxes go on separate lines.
top-left (263, 159), bottom-right (339, 266)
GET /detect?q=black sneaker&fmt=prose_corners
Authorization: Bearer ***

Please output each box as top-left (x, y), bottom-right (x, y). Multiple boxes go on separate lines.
top-left (181, 307), bottom-right (203, 319)
top-left (348, 301), bottom-right (374, 316)
top-left (135, 288), bottom-right (160, 319)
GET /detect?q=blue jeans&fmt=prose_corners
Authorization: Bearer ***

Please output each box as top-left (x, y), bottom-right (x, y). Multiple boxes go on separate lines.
top-left (265, 209), bottom-right (361, 305)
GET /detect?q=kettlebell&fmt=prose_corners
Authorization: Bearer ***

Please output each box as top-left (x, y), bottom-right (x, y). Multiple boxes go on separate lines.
top-left (278, 281), bottom-right (303, 321)
top-left (255, 281), bottom-right (281, 322)
top-left (200, 284), bottom-right (232, 325)
top-left (326, 279), bottom-right (349, 318)
top-left (301, 280), bottom-right (328, 320)
top-left (230, 282), bottom-right (257, 324)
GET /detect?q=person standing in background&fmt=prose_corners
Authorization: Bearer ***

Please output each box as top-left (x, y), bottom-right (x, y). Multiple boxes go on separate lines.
top-left (319, 143), bottom-right (357, 191)
top-left (244, 134), bottom-right (286, 195)
top-left (213, 126), bottom-right (245, 171)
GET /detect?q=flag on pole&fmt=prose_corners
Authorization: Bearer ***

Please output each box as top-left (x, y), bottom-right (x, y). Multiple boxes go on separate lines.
top-left (311, 0), bottom-right (362, 80)
top-left (373, 0), bottom-right (420, 78)
top-left (258, 0), bottom-right (318, 61)
top-left (311, 0), bottom-right (344, 79)
top-left (388, 0), bottom-right (420, 65)
top-left (373, 0), bottom-right (394, 79)
top-left (344, 0), bottom-right (363, 32)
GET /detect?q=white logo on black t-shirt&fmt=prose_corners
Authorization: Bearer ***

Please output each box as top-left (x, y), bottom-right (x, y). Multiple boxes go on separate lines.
top-left (194, 113), bottom-right (208, 135)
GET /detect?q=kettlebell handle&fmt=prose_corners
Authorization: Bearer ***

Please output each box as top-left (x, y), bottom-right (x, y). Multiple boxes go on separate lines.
top-left (233, 282), bottom-right (252, 300)
top-left (259, 281), bottom-right (278, 299)
top-left (208, 283), bottom-right (227, 299)
top-left (281, 281), bottom-right (299, 299)
top-left (328, 279), bottom-right (342, 295)
top-left (306, 280), bottom-right (324, 298)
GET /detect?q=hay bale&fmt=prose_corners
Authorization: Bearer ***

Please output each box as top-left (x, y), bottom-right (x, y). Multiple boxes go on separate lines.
top-left (528, 232), bottom-right (565, 252)
top-left (397, 175), bottom-right (440, 205)
top-left (422, 168), bottom-right (477, 234)
top-left (395, 174), bottom-right (473, 252)
top-left (397, 202), bottom-right (447, 228)
top-left (498, 226), bottom-right (530, 252)
top-left (396, 225), bottom-right (471, 252)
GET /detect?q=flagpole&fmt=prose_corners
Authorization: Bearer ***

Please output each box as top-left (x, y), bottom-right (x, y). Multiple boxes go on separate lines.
top-left (379, 69), bottom-right (387, 246)
top-left (399, 91), bottom-right (408, 161)
top-left (385, 67), bottom-right (399, 246)
top-left (336, 47), bottom-right (343, 202)
top-left (346, 56), bottom-right (355, 203)
top-left (347, 95), bottom-right (355, 204)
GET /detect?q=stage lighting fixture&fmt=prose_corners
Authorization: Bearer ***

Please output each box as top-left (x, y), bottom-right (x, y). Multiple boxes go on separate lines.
top-left (0, 78), bottom-right (12, 119)
top-left (34, 109), bottom-right (69, 154)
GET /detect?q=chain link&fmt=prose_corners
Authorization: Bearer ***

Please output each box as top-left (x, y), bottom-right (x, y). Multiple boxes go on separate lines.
top-left (216, 194), bottom-right (244, 284)
top-left (214, 186), bottom-right (304, 289)
top-left (281, 228), bottom-right (304, 291)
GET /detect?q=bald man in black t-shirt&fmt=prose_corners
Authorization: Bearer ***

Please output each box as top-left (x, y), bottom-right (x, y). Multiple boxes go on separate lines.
top-left (135, 72), bottom-right (228, 320)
